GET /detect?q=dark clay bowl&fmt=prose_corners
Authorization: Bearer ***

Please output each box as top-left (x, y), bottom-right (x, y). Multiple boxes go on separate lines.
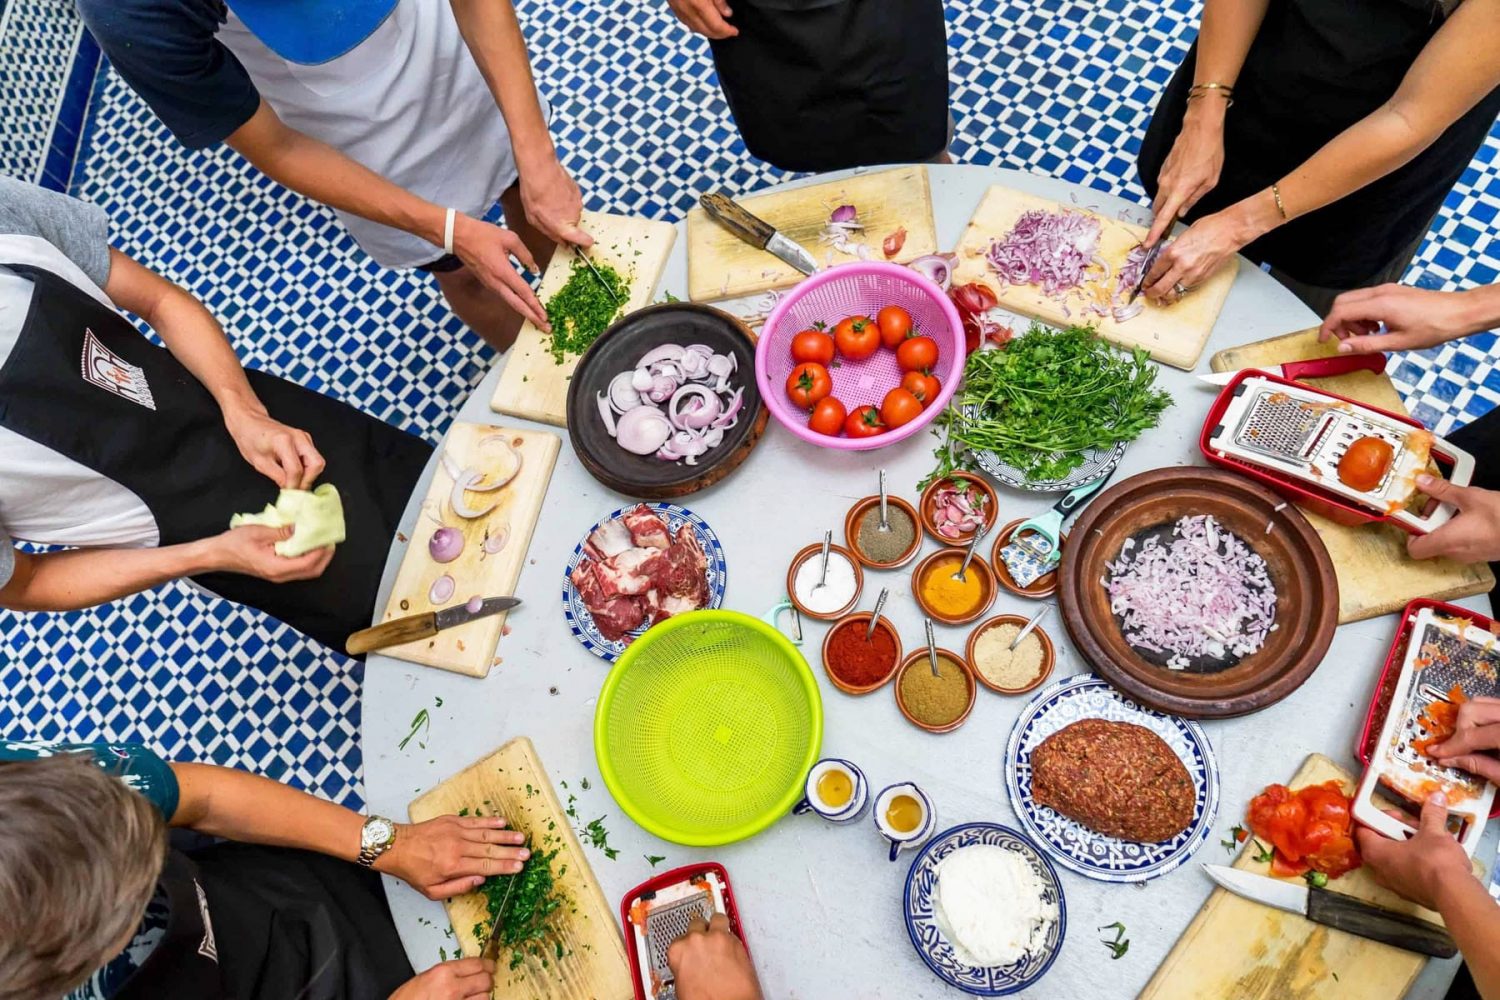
top-left (566, 303), bottom-right (768, 499)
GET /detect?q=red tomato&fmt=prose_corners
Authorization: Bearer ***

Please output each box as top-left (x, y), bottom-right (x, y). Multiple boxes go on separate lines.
top-left (785, 362), bottom-right (831, 411)
top-left (844, 405), bottom-right (885, 438)
top-left (790, 327), bottom-right (835, 366)
top-left (902, 371), bottom-right (941, 406)
top-left (1337, 436), bottom-right (1394, 492)
top-left (1248, 784), bottom-right (1309, 862)
top-left (808, 396), bottom-right (847, 437)
top-left (1248, 780), bottom-right (1362, 879)
top-left (880, 388), bottom-right (923, 429)
top-left (896, 335), bottom-right (939, 373)
top-left (833, 315), bottom-right (880, 362)
top-left (1269, 852), bottom-right (1311, 879)
top-left (876, 305), bottom-right (913, 350)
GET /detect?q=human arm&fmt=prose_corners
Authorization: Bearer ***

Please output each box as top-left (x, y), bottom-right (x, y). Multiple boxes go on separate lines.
top-left (1143, 0), bottom-right (1271, 246)
top-left (103, 248), bottom-right (323, 490)
top-left (1319, 283), bottom-right (1500, 353)
top-left (1144, 0), bottom-right (1500, 300)
top-left (667, 913), bottom-right (764, 1000)
top-left (448, 0), bottom-right (590, 247)
top-left (1402, 476), bottom-right (1500, 564)
top-left (389, 958), bottom-right (497, 1000)
top-left (1356, 793), bottom-right (1500, 999)
top-left (169, 761), bottom-right (530, 900)
top-left (666, 0), bottom-right (739, 40)
top-left (226, 102), bottom-right (547, 328)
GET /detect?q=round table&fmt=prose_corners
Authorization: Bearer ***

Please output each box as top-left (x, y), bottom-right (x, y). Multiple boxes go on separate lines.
top-left (364, 164), bottom-right (1488, 999)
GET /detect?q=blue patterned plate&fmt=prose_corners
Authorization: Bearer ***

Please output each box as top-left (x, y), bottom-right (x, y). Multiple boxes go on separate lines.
top-left (562, 503), bottom-right (727, 662)
top-left (1005, 674), bottom-right (1219, 883)
top-left (903, 822), bottom-right (1066, 996)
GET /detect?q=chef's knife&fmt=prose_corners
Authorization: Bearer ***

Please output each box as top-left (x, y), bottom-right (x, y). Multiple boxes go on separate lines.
top-left (346, 597), bottom-right (521, 656)
top-left (1202, 864), bottom-right (1456, 958)
top-left (574, 244), bottom-right (622, 305)
top-left (1126, 213), bottom-right (1177, 305)
top-left (1197, 352), bottom-right (1388, 386)
top-left (699, 192), bottom-right (819, 277)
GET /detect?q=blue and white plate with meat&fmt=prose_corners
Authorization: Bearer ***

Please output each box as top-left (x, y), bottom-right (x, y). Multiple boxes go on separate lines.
top-left (1004, 674), bottom-right (1219, 883)
top-left (564, 503), bottom-right (727, 661)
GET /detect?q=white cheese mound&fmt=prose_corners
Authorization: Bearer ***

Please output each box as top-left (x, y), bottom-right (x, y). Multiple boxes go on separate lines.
top-left (933, 844), bottom-right (1056, 967)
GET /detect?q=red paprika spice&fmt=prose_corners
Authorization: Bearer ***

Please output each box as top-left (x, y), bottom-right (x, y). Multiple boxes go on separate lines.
top-left (826, 619), bottom-right (898, 688)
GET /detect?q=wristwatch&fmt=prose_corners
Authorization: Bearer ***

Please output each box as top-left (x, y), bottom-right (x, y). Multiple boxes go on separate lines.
top-left (358, 815), bottom-right (398, 867)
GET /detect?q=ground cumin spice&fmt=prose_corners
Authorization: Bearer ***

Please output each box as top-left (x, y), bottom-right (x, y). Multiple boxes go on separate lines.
top-left (899, 654), bottom-right (970, 727)
top-left (825, 619), bottom-right (898, 688)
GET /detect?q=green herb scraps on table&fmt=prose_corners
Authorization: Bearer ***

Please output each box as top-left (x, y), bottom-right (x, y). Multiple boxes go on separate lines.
top-left (544, 257), bottom-right (630, 364)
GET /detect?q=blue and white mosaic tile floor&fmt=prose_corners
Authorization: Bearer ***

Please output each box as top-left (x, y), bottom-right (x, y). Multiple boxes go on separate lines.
top-left (2, 0), bottom-right (1498, 808)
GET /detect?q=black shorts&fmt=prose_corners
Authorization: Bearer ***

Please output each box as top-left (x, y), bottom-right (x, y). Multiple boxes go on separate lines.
top-left (416, 253), bottom-right (464, 273)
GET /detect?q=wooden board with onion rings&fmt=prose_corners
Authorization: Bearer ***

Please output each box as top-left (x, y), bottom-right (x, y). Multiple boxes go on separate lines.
top-left (950, 186), bottom-right (1237, 370)
top-left (376, 422), bottom-right (560, 676)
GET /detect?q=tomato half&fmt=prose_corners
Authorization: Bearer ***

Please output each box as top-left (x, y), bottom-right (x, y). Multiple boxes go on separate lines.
top-left (844, 405), bottom-right (886, 438)
top-left (880, 388), bottom-right (923, 429)
top-left (833, 315), bottom-right (880, 362)
top-left (902, 371), bottom-right (941, 407)
top-left (896, 335), bottom-right (939, 373)
top-left (876, 305), bottom-right (913, 350)
top-left (1337, 436), bottom-right (1394, 492)
top-left (790, 327), bottom-right (835, 366)
top-left (785, 362), bottom-right (831, 411)
top-left (808, 396), bottom-right (847, 437)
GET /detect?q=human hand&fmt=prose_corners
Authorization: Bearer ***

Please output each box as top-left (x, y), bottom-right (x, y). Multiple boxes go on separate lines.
top-left (1427, 697), bottom-right (1500, 783)
top-left (377, 814), bottom-right (531, 900)
top-left (388, 958), bottom-right (496, 1000)
top-left (667, 0), bottom-right (738, 39)
top-left (223, 402), bottom-right (325, 490)
top-left (1405, 475), bottom-right (1500, 564)
top-left (451, 214), bottom-right (549, 331)
top-left (519, 158), bottom-right (592, 250)
top-left (1319, 284), bottom-right (1476, 354)
top-left (210, 525), bottom-right (334, 582)
top-left (1145, 102), bottom-right (1227, 247)
top-left (1141, 208), bottom-right (1246, 304)
top-left (667, 913), bottom-right (763, 1000)
top-left (1355, 792), bottom-right (1473, 913)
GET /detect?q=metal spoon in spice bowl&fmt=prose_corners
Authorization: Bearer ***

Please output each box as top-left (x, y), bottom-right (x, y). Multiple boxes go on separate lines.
top-left (866, 587), bottom-right (890, 641)
top-left (925, 617), bottom-right (941, 677)
top-left (951, 523), bottom-right (989, 583)
top-left (1011, 604), bottom-right (1051, 651)
top-left (812, 529), bottom-right (832, 596)
top-left (878, 469), bottom-right (891, 533)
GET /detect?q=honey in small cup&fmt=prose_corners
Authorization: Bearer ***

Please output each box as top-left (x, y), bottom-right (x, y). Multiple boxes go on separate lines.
top-left (873, 781), bottom-right (934, 861)
top-left (793, 758), bottom-right (869, 824)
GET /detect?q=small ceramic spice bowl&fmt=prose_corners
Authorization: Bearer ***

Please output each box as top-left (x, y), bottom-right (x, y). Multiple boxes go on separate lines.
top-left (965, 614), bottom-right (1057, 695)
top-left (991, 518), bottom-right (1067, 599)
top-left (894, 648), bottom-right (977, 734)
top-left (821, 612), bottom-right (904, 695)
top-left (844, 495), bottom-right (923, 570)
top-left (786, 542), bottom-right (865, 621)
top-left (911, 547), bottom-right (996, 626)
top-left (918, 471), bottom-right (999, 545)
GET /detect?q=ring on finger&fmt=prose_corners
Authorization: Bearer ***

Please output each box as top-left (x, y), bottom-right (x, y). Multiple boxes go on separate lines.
top-left (1173, 282), bottom-right (1191, 297)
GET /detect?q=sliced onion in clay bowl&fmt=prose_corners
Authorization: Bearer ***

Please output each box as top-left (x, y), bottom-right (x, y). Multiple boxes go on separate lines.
top-left (1059, 467), bottom-right (1338, 719)
top-left (566, 303), bottom-right (768, 499)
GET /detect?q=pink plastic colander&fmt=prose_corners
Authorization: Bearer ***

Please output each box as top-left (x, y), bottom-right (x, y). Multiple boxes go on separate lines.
top-left (756, 262), bottom-right (964, 451)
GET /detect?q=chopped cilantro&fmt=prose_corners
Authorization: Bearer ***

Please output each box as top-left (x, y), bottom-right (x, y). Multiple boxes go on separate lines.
top-left (646, 854), bottom-right (667, 868)
top-left (1098, 921), bottom-right (1130, 960)
top-left (398, 708), bottom-right (430, 751)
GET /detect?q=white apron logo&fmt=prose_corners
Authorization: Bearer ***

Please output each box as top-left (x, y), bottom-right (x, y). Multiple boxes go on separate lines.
top-left (80, 328), bottom-right (156, 410)
top-left (194, 879), bottom-right (218, 962)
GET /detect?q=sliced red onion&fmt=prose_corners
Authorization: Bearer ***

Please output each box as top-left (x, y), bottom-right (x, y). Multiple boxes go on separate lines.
top-left (678, 351), bottom-right (710, 380)
top-left (450, 469), bottom-right (497, 519)
top-left (711, 387), bottom-right (744, 428)
top-left (986, 209), bottom-right (1104, 304)
top-left (830, 204), bottom-right (858, 224)
top-left (707, 353), bottom-right (734, 380)
top-left (608, 371), bottom-right (644, 411)
top-left (615, 406), bottom-right (674, 455)
top-left (429, 574), bottom-right (456, 605)
top-left (638, 343), bottom-right (686, 367)
top-left (466, 439), bottom-right (523, 492)
top-left (883, 227), bottom-right (907, 259)
top-left (483, 527), bottom-right (509, 554)
top-left (429, 527), bottom-right (464, 563)
top-left (466, 595), bottom-right (483, 615)
top-left (670, 384), bottom-right (722, 429)
top-left (647, 374), bottom-right (677, 403)
top-left (909, 254), bottom-right (953, 291)
top-left (597, 392), bottom-right (617, 436)
top-left (631, 368), bottom-right (654, 392)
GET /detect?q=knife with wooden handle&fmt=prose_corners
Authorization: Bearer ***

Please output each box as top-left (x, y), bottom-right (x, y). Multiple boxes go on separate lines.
top-left (699, 192), bottom-right (819, 276)
top-left (346, 597), bottom-right (521, 656)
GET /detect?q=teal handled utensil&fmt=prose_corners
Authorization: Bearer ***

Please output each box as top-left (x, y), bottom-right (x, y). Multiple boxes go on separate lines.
top-left (999, 465), bottom-right (1119, 588)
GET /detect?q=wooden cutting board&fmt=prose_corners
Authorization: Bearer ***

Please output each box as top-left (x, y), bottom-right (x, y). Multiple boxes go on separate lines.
top-left (410, 737), bottom-right (632, 1000)
top-left (685, 166), bottom-right (939, 302)
top-left (1210, 328), bottom-right (1493, 623)
top-left (1141, 754), bottom-right (1449, 1000)
top-left (491, 211), bottom-right (677, 428)
top-left (377, 423), bottom-right (559, 676)
top-left (951, 186), bottom-right (1236, 370)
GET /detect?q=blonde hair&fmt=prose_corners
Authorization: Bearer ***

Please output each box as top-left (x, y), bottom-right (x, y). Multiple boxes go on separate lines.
top-left (0, 752), bottom-right (167, 1000)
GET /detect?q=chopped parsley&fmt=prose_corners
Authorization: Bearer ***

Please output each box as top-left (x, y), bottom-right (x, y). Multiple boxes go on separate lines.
top-left (580, 815), bottom-right (619, 861)
top-left (646, 854), bottom-right (667, 868)
top-left (543, 258), bottom-right (628, 363)
top-left (398, 708), bottom-right (430, 751)
top-left (1098, 921), bottom-right (1130, 960)
top-left (476, 838), bottom-right (572, 972)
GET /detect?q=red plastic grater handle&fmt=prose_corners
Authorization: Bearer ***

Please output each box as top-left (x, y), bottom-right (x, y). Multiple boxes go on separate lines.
top-left (620, 862), bottom-right (747, 1000)
top-left (1280, 352), bottom-right (1387, 382)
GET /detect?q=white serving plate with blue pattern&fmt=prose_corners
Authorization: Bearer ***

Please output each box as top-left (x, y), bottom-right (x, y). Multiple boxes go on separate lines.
top-left (1005, 673), bottom-right (1219, 883)
top-left (903, 822), bottom-right (1067, 996)
top-left (561, 503), bottom-right (727, 662)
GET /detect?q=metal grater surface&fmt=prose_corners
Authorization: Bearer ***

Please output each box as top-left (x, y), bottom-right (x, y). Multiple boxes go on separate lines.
top-left (1388, 617), bottom-right (1500, 798)
top-left (645, 890), bottom-right (713, 996)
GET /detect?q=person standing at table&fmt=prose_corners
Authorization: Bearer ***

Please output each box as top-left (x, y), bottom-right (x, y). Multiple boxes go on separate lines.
top-left (1134, 0), bottom-right (1500, 314)
top-left (0, 178), bottom-right (428, 654)
top-left (664, 0), bottom-right (952, 171)
top-left (76, 0), bottom-right (590, 352)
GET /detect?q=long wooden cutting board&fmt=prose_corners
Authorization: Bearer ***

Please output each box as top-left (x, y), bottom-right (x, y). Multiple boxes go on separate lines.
top-left (377, 423), bottom-right (559, 676)
top-left (951, 186), bottom-right (1236, 370)
top-left (685, 166), bottom-right (939, 302)
top-left (1210, 328), bottom-right (1493, 622)
top-left (491, 211), bottom-right (677, 428)
top-left (1141, 754), bottom-right (1447, 1000)
top-left (410, 737), bottom-right (632, 1000)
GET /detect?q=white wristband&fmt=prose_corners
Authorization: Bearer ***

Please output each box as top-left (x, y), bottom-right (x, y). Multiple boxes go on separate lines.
top-left (443, 208), bottom-right (457, 256)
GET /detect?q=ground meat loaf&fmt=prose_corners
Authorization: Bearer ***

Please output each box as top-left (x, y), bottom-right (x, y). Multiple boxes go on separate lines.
top-left (1029, 719), bottom-right (1195, 843)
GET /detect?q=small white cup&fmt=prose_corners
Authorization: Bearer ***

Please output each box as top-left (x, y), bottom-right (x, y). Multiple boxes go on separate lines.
top-left (873, 782), bottom-right (935, 861)
top-left (793, 758), bottom-right (869, 824)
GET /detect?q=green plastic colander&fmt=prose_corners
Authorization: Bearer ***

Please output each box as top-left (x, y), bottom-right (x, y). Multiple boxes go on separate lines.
top-left (594, 609), bottom-right (824, 847)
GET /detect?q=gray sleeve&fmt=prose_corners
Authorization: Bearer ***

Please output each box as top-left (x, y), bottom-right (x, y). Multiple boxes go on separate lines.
top-left (0, 178), bottom-right (112, 288)
top-left (0, 526), bottom-right (13, 590)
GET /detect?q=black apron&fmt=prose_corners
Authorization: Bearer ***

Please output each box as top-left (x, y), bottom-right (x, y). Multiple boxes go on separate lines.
top-left (0, 264), bottom-right (430, 653)
top-left (116, 844), bottom-right (414, 1000)
top-left (1138, 0), bottom-right (1500, 288)
top-left (709, 0), bottom-right (950, 172)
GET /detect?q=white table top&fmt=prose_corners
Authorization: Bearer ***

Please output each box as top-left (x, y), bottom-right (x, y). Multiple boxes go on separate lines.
top-left (363, 164), bottom-right (1489, 999)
